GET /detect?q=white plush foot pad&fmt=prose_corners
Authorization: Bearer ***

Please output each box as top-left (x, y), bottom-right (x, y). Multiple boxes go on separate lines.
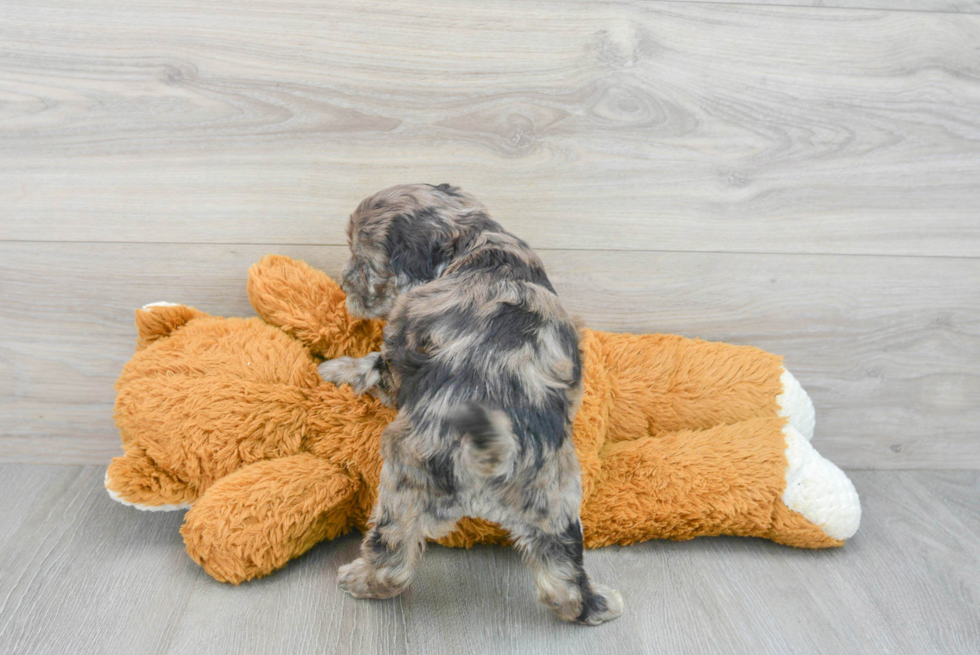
top-left (777, 368), bottom-right (815, 441)
top-left (104, 470), bottom-right (191, 512)
top-left (782, 427), bottom-right (861, 540)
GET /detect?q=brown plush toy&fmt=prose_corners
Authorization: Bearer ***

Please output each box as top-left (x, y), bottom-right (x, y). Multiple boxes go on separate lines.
top-left (105, 255), bottom-right (861, 584)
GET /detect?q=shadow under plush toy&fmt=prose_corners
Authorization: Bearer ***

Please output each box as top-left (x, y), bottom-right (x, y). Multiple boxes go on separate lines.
top-left (105, 255), bottom-right (860, 584)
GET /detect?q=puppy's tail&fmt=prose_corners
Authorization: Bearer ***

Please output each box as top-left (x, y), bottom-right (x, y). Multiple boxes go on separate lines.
top-left (451, 402), bottom-right (518, 478)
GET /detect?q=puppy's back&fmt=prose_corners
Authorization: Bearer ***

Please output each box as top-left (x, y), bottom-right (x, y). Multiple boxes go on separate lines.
top-left (386, 229), bottom-right (581, 459)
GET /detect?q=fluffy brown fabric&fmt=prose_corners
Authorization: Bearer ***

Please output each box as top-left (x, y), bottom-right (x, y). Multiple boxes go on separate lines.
top-left (106, 255), bottom-right (848, 585)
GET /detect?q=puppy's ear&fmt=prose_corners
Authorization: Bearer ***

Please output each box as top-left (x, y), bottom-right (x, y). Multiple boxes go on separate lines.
top-left (384, 213), bottom-right (454, 282)
top-left (431, 183), bottom-right (461, 197)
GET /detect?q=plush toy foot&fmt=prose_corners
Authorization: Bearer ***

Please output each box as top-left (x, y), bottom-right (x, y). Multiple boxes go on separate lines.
top-left (105, 471), bottom-right (192, 511)
top-left (782, 426), bottom-right (861, 541)
top-left (777, 368), bottom-right (815, 441)
top-left (337, 558), bottom-right (410, 599)
top-left (575, 584), bottom-right (624, 626)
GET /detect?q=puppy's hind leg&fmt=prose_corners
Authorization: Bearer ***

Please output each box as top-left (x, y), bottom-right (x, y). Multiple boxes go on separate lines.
top-left (510, 517), bottom-right (624, 625)
top-left (338, 462), bottom-right (458, 599)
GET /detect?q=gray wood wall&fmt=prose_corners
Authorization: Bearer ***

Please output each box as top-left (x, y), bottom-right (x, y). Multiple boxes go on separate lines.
top-left (2, 0), bottom-right (978, 469)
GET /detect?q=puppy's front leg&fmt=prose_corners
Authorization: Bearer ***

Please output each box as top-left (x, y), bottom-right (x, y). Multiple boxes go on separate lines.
top-left (318, 352), bottom-right (391, 404)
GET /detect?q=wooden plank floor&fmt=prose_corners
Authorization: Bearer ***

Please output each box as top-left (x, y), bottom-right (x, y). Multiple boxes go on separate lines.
top-left (0, 465), bottom-right (977, 655)
top-left (667, 0), bottom-right (980, 13)
top-left (2, 0), bottom-right (978, 651)
top-left (1, 0), bottom-right (978, 470)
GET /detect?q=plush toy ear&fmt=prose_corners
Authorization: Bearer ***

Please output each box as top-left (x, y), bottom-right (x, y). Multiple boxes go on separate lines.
top-left (134, 303), bottom-right (209, 350)
top-left (247, 254), bottom-right (384, 359)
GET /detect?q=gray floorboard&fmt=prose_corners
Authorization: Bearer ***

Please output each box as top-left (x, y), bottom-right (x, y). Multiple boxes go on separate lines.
top-left (0, 465), bottom-right (976, 654)
top-left (1, 0), bottom-right (978, 652)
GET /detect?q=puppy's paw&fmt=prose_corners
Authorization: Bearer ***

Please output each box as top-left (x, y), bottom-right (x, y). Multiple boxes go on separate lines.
top-left (576, 584), bottom-right (624, 626)
top-left (337, 558), bottom-right (407, 599)
top-left (318, 357), bottom-right (361, 386)
top-left (318, 354), bottom-right (382, 396)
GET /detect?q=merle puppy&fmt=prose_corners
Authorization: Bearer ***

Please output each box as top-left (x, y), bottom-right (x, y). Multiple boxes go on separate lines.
top-left (319, 183), bottom-right (623, 625)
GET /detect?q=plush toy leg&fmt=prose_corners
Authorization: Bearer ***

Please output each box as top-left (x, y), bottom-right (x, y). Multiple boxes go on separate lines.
top-left (180, 453), bottom-right (359, 584)
top-left (777, 368), bottom-right (815, 441)
top-left (581, 417), bottom-right (858, 549)
top-left (105, 448), bottom-right (197, 510)
top-left (778, 425), bottom-right (861, 543)
top-left (589, 331), bottom-right (788, 441)
top-left (587, 330), bottom-right (816, 442)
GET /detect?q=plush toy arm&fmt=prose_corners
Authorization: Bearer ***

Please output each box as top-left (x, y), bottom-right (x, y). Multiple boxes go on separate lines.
top-left (180, 453), bottom-right (359, 584)
top-left (105, 447), bottom-right (198, 509)
top-left (581, 418), bottom-right (857, 550)
top-left (247, 254), bottom-right (384, 359)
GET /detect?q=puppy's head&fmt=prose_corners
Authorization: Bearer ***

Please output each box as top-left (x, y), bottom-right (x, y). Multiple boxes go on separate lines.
top-left (340, 183), bottom-right (496, 318)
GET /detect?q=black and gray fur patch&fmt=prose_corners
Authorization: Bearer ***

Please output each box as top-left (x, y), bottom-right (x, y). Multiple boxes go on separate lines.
top-left (331, 183), bottom-right (620, 624)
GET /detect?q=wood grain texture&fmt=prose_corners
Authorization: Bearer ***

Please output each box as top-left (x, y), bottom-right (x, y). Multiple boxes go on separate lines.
top-left (665, 0), bottom-right (980, 14)
top-left (0, 466), bottom-right (197, 655)
top-left (2, 0), bottom-right (979, 256)
top-left (1, 466), bottom-right (977, 654)
top-left (0, 242), bottom-right (976, 468)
